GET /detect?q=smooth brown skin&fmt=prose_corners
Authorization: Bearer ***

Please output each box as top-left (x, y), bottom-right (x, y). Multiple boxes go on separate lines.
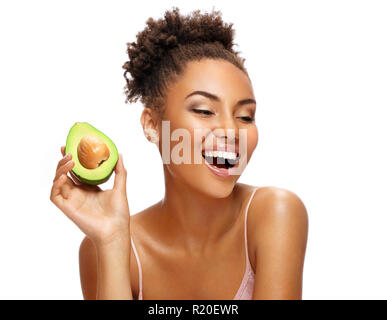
top-left (54, 59), bottom-right (308, 300)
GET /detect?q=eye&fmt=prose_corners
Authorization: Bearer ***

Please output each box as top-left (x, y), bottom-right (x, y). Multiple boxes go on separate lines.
top-left (238, 116), bottom-right (255, 123)
top-left (192, 109), bottom-right (214, 116)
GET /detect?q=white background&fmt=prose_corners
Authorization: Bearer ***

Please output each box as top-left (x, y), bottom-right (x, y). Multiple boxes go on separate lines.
top-left (0, 0), bottom-right (386, 299)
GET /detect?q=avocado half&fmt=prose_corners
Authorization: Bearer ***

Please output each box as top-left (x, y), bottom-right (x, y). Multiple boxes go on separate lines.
top-left (65, 122), bottom-right (118, 185)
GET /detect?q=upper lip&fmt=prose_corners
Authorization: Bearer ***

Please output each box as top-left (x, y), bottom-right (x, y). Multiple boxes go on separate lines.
top-left (202, 144), bottom-right (239, 155)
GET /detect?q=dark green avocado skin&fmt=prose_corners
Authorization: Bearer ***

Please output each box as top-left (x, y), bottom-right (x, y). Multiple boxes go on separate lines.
top-left (72, 169), bottom-right (114, 185)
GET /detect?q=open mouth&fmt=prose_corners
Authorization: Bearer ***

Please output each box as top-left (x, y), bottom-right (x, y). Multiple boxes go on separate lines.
top-left (201, 151), bottom-right (240, 169)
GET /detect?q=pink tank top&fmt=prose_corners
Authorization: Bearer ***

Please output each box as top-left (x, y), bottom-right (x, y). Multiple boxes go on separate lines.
top-left (131, 187), bottom-right (259, 300)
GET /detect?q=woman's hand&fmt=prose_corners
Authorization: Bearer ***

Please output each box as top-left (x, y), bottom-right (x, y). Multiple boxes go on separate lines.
top-left (50, 146), bottom-right (130, 247)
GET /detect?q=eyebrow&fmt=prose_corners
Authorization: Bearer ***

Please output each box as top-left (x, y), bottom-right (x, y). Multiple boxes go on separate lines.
top-left (185, 90), bottom-right (256, 107)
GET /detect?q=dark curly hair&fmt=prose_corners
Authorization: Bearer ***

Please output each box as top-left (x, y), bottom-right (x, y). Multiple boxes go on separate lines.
top-left (122, 7), bottom-right (248, 118)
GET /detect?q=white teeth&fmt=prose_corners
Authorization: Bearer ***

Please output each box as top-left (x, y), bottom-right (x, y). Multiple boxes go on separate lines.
top-left (203, 150), bottom-right (238, 160)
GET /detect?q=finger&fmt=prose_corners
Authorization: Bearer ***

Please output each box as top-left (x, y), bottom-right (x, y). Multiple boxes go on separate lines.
top-left (56, 153), bottom-right (72, 171)
top-left (61, 174), bottom-right (77, 198)
top-left (50, 178), bottom-right (90, 228)
top-left (59, 148), bottom-right (82, 186)
top-left (113, 153), bottom-right (127, 192)
top-left (54, 158), bottom-right (73, 181)
top-left (68, 170), bottom-right (83, 186)
top-left (66, 169), bottom-right (101, 191)
top-left (65, 171), bottom-right (101, 191)
top-left (50, 174), bottom-right (67, 207)
top-left (54, 160), bottom-right (75, 182)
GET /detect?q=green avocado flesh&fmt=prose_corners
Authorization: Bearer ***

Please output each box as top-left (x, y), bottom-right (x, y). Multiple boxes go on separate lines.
top-left (65, 122), bottom-right (118, 185)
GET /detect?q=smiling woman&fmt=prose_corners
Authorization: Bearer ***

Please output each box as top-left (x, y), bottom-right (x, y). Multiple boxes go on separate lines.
top-left (71, 6), bottom-right (309, 300)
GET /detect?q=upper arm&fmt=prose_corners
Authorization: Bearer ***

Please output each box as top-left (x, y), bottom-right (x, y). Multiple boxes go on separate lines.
top-left (252, 187), bottom-right (309, 300)
top-left (79, 236), bottom-right (97, 300)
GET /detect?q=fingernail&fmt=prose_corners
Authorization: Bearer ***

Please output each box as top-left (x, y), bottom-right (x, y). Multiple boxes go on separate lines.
top-left (65, 153), bottom-right (70, 159)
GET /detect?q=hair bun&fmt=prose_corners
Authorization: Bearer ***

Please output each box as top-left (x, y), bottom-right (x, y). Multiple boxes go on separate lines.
top-left (122, 7), bottom-right (245, 108)
top-left (123, 7), bottom-right (237, 83)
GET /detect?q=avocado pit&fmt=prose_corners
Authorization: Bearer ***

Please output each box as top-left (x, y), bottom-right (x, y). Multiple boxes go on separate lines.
top-left (77, 135), bottom-right (110, 169)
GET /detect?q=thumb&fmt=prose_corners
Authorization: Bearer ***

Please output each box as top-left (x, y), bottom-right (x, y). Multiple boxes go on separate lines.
top-left (113, 153), bottom-right (127, 192)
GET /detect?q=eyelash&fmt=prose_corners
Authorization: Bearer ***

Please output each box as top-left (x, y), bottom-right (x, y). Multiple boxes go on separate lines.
top-left (192, 109), bottom-right (254, 123)
top-left (192, 109), bottom-right (213, 116)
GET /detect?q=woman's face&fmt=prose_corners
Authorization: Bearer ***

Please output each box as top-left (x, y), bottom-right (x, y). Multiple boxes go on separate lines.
top-left (157, 58), bottom-right (258, 197)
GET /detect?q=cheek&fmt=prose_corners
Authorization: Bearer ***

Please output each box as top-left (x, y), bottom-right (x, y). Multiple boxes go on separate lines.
top-left (168, 116), bottom-right (207, 150)
top-left (247, 126), bottom-right (258, 157)
top-left (161, 119), bottom-right (199, 165)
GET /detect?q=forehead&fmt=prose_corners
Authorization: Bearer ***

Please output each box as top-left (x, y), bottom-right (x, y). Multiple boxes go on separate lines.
top-left (165, 59), bottom-right (253, 104)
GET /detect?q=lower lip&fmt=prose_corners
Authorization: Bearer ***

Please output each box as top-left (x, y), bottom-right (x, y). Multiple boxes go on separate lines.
top-left (203, 157), bottom-right (239, 177)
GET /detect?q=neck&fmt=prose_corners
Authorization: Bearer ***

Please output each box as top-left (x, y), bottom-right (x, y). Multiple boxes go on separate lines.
top-left (157, 168), bottom-right (241, 254)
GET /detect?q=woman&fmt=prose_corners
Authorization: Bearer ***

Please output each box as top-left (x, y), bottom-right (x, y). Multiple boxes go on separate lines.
top-left (50, 7), bottom-right (308, 300)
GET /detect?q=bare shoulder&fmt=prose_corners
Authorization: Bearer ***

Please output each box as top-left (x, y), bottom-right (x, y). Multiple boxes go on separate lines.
top-left (245, 185), bottom-right (309, 299)
top-left (242, 184), bottom-right (309, 262)
top-left (251, 186), bottom-right (309, 225)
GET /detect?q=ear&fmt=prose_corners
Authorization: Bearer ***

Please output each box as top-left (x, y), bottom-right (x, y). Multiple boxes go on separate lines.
top-left (140, 107), bottom-right (159, 143)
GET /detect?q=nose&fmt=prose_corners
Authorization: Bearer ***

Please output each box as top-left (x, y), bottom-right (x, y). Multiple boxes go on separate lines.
top-left (213, 111), bottom-right (239, 143)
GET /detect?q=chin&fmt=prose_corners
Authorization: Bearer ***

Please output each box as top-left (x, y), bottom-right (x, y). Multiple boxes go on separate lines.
top-left (169, 162), bottom-right (241, 198)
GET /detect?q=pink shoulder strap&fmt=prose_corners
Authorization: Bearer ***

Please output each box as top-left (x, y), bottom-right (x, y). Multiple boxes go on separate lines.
top-left (233, 186), bottom-right (259, 300)
top-left (244, 187), bottom-right (259, 268)
top-left (130, 237), bottom-right (143, 300)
